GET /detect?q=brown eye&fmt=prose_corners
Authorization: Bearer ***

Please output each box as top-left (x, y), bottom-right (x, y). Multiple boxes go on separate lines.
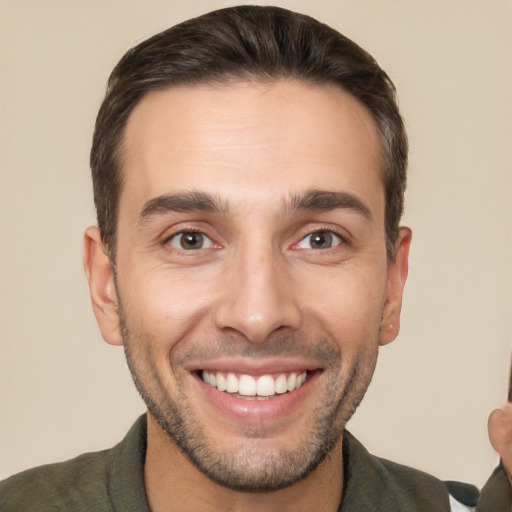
top-left (168, 232), bottom-right (213, 250)
top-left (297, 231), bottom-right (342, 250)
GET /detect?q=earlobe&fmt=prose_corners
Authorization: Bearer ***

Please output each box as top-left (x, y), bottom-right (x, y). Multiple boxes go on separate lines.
top-left (379, 227), bottom-right (412, 346)
top-left (83, 226), bottom-right (123, 346)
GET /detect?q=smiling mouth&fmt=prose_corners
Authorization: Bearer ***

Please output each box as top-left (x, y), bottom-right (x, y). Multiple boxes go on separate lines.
top-left (198, 370), bottom-right (313, 400)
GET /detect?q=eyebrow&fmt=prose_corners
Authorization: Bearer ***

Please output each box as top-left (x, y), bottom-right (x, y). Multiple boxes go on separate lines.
top-left (138, 191), bottom-right (228, 225)
top-left (290, 190), bottom-right (372, 220)
top-left (138, 188), bottom-right (372, 225)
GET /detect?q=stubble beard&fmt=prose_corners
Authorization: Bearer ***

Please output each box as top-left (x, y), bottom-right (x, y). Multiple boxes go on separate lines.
top-left (119, 303), bottom-right (378, 493)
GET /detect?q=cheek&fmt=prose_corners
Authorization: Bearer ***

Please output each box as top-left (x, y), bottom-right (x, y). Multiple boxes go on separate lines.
top-left (302, 265), bottom-right (387, 345)
top-left (119, 267), bottom-right (219, 347)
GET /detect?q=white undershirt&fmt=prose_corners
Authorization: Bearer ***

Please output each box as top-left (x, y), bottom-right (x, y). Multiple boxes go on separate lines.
top-left (449, 494), bottom-right (475, 512)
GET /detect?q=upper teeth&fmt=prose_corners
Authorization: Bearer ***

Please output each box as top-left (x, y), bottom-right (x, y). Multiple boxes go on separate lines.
top-left (202, 371), bottom-right (307, 397)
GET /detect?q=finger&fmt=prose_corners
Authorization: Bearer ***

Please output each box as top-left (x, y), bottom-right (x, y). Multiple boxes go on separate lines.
top-left (488, 405), bottom-right (512, 475)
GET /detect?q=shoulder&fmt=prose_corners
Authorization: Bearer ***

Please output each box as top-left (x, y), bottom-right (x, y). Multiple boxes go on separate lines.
top-left (0, 449), bottom-right (114, 511)
top-left (476, 463), bottom-right (512, 511)
top-left (378, 458), bottom-right (479, 509)
top-left (342, 431), bottom-right (478, 511)
top-left (0, 415), bottom-right (149, 512)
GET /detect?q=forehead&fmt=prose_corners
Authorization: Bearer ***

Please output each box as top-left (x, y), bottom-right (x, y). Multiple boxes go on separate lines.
top-left (120, 80), bottom-right (385, 216)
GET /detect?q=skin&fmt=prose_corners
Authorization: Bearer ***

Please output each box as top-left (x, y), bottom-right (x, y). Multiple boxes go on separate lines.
top-left (84, 81), bottom-right (411, 512)
top-left (489, 404), bottom-right (512, 482)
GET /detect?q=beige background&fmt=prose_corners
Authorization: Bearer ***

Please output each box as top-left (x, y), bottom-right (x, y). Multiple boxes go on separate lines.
top-left (1, 0), bottom-right (511, 488)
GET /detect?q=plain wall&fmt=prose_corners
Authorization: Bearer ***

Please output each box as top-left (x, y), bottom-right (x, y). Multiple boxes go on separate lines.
top-left (1, 0), bottom-right (511, 488)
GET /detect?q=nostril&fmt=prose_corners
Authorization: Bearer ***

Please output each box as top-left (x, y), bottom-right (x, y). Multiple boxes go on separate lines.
top-left (213, 290), bottom-right (301, 344)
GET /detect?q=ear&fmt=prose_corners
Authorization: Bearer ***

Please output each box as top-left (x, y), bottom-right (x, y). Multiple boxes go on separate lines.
top-left (379, 227), bottom-right (412, 346)
top-left (83, 226), bottom-right (123, 346)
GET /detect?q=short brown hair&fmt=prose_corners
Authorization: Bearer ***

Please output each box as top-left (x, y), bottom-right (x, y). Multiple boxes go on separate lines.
top-left (90, 5), bottom-right (407, 260)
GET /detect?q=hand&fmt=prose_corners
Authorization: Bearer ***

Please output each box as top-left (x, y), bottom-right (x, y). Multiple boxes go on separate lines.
top-left (488, 403), bottom-right (512, 479)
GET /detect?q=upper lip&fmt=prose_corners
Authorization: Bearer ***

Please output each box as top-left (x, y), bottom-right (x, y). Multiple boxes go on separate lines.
top-left (183, 357), bottom-right (322, 375)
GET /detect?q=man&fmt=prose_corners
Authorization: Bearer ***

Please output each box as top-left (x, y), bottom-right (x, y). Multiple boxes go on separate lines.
top-left (0, 5), bottom-right (510, 511)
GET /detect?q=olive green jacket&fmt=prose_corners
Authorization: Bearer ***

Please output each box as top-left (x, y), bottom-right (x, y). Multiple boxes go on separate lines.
top-left (0, 415), bottom-right (508, 511)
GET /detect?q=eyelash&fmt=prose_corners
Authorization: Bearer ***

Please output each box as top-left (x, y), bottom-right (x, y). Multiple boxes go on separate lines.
top-left (296, 230), bottom-right (344, 250)
top-left (163, 229), bottom-right (216, 251)
top-left (162, 226), bottom-right (346, 251)
top-left (295, 226), bottom-right (348, 250)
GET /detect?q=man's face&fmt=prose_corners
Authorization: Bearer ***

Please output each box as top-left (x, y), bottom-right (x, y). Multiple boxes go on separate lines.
top-left (90, 81), bottom-right (409, 491)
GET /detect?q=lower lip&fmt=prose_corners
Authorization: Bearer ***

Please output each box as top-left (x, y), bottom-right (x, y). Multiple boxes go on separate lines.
top-left (193, 372), bottom-right (320, 423)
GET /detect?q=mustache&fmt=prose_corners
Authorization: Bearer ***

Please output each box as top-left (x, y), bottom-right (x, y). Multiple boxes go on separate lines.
top-left (117, 297), bottom-right (341, 367)
top-left (172, 335), bottom-right (341, 367)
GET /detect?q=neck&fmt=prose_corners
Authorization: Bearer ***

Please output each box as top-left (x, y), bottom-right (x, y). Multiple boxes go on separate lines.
top-left (144, 414), bottom-right (344, 512)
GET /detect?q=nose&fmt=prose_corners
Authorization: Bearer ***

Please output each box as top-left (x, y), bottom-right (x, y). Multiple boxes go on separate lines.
top-left (214, 242), bottom-right (301, 344)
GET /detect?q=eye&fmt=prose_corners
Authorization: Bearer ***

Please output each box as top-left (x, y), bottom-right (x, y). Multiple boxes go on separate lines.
top-left (167, 231), bottom-right (214, 250)
top-left (296, 230), bottom-right (343, 250)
